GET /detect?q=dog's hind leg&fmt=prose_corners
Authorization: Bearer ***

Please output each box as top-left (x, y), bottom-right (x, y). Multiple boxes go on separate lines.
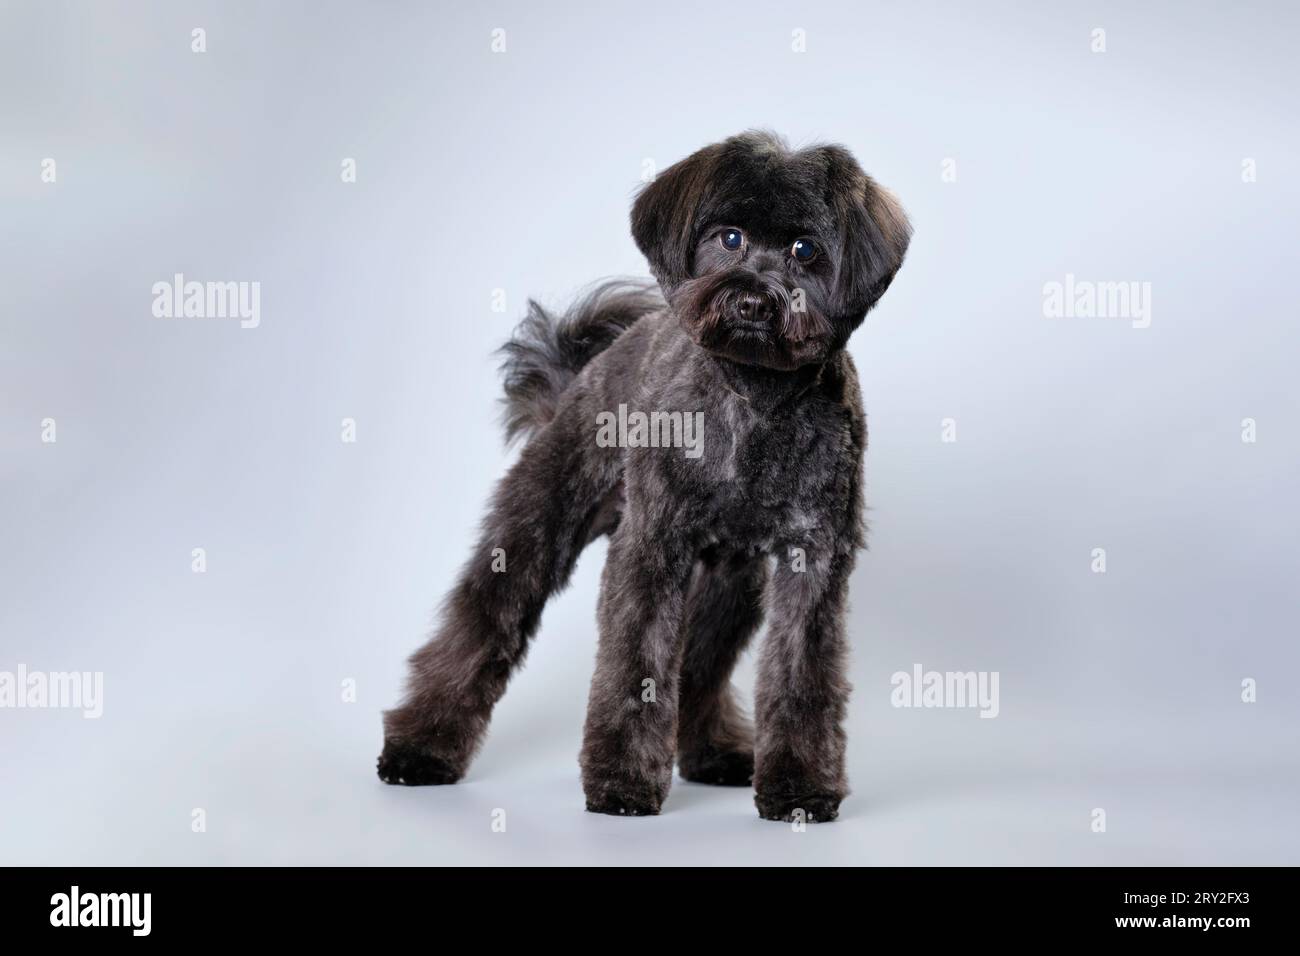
top-left (378, 405), bottom-right (618, 786)
top-left (675, 551), bottom-right (768, 786)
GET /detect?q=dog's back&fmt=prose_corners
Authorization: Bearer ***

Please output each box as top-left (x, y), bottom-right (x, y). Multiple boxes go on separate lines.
top-left (498, 280), bottom-right (664, 444)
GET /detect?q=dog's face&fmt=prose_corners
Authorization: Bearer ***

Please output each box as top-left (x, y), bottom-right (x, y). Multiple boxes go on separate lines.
top-left (631, 131), bottom-right (911, 370)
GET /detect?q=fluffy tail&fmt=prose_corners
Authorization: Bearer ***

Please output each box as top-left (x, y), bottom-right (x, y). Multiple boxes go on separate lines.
top-left (498, 279), bottom-right (664, 443)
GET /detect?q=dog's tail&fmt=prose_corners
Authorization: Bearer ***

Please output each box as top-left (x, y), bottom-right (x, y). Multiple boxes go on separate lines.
top-left (498, 279), bottom-right (664, 444)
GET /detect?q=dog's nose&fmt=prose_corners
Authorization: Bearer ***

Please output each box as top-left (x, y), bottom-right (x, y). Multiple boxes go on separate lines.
top-left (735, 294), bottom-right (767, 324)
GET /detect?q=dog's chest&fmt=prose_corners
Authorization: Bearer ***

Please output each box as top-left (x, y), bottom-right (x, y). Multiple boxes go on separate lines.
top-left (690, 401), bottom-right (850, 548)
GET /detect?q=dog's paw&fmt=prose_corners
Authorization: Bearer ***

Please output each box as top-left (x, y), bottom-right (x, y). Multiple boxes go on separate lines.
top-left (585, 793), bottom-right (662, 817)
top-left (377, 739), bottom-right (463, 786)
top-left (583, 779), bottom-right (665, 817)
top-left (754, 791), bottom-right (842, 823)
top-left (678, 747), bottom-right (754, 787)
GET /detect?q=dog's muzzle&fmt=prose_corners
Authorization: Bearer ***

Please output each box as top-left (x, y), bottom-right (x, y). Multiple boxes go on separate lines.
top-left (708, 278), bottom-right (791, 334)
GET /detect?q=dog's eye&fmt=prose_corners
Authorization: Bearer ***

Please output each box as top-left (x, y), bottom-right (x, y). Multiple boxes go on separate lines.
top-left (720, 229), bottom-right (744, 251)
top-left (791, 238), bottom-right (817, 262)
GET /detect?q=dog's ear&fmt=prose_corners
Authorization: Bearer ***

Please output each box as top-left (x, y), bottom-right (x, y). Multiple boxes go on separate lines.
top-left (823, 147), bottom-right (912, 322)
top-left (630, 143), bottom-right (725, 290)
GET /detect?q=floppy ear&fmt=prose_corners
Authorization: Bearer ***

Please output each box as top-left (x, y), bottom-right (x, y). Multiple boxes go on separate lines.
top-left (630, 143), bottom-right (724, 290)
top-left (824, 148), bottom-right (912, 321)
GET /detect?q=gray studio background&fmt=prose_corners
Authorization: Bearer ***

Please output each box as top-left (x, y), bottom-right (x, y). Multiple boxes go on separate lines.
top-left (2, 0), bottom-right (1297, 865)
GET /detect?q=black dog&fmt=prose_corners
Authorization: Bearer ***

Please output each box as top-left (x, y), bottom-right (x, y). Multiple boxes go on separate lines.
top-left (379, 131), bottom-right (911, 822)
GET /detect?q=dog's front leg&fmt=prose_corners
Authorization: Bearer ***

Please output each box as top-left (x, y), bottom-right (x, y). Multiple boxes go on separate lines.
top-left (753, 544), bottom-right (855, 823)
top-left (580, 515), bottom-right (695, 816)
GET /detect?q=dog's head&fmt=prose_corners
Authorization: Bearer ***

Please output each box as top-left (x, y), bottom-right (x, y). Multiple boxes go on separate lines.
top-left (631, 131), bottom-right (911, 370)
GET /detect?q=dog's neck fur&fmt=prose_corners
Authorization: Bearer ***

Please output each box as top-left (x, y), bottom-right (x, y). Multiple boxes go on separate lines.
top-left (706, 352), bottom-right (828, 415)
